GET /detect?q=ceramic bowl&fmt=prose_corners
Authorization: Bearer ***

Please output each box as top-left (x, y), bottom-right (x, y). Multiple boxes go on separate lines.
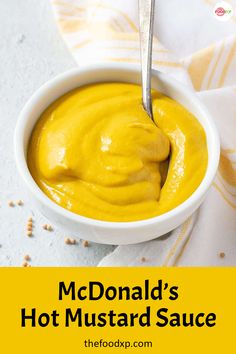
top-left (14, 63), bottom-right (220, 245)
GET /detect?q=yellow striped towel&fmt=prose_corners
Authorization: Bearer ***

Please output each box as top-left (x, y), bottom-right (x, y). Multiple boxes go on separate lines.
top-left (50, 0), bottom-right (236, 266)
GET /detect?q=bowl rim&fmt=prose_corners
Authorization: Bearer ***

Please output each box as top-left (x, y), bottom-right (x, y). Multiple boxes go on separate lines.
top-left (14, 63), bottom-right (220, 229)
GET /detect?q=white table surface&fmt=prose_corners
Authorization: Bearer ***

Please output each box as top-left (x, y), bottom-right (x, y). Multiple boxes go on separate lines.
top-left (0, 0), bottom-right (116, 266)
top-left (2, 1), bottom-right (234, 267)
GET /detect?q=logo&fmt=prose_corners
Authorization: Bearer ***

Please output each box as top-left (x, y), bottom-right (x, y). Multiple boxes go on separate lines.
top-left (213, 1), bottom-right (233, 21)
top-left (215, 7), bottom-right (226, 16)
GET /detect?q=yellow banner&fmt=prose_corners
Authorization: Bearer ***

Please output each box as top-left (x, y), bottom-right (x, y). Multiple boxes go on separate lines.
top-left (0, 268), bottom-right (235, 353)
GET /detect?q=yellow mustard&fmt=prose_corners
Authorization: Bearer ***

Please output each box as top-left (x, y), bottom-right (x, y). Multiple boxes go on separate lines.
top-left (28, 83), bottom-right (208, 221)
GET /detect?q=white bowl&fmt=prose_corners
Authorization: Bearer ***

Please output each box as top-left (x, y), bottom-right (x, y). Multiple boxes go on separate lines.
top-left (14, 63), bottom-right (220, 245)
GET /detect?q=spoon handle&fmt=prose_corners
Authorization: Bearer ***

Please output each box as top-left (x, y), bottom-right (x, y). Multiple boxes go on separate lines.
top-left (139, 0), bottom-right (155, 120)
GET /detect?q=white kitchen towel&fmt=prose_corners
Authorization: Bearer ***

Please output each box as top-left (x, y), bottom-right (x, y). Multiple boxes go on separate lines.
top-left (50, 0), bottom-right (236, 266)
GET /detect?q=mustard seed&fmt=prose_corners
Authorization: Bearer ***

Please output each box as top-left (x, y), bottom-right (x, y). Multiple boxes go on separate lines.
top-left (47, 224), bottom-right (53, 231)
top-left (64, 237), bottom-right (76, 245)
top-left (43, 224), bottom-right (53, 231)
top-left (83, 240), bottom-right (89, 248)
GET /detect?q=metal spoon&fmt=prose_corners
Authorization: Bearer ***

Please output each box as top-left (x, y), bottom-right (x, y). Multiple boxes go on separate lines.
top-left (139, 0), bottom-right (155, 122)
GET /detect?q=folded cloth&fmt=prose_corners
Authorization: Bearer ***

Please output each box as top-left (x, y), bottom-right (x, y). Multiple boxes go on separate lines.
top-left (50, 0), bottom-right (236, 266)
